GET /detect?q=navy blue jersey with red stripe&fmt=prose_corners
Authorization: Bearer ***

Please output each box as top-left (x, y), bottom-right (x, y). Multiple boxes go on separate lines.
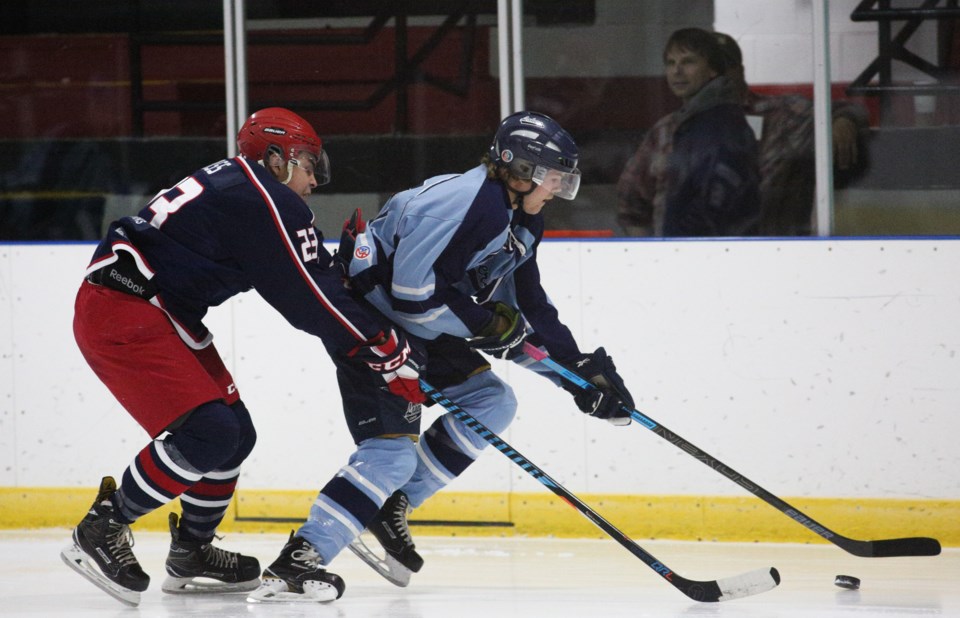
top-left (86, 156), bottom-right (387, 352)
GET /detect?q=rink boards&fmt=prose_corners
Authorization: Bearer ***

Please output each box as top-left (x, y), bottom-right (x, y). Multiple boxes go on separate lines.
top-left (0, 239), bottom-right (957, 545)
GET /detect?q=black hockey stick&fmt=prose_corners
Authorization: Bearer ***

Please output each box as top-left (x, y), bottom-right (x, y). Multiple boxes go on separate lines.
top-left (523, 342), bottom-right (941, 558)
top-left (419, 379), bottom-right (780, 602)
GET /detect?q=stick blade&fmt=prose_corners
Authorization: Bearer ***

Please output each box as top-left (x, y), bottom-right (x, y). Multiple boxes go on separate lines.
top-left (677, 567), bottom-right (780, 603)
top-left (854, 536), bottom-right (942, 558)
top-left (715, 567), bottom-right (781, 602)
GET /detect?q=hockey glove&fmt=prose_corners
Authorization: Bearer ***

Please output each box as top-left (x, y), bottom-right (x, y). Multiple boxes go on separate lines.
top-left (351, 328), bottom-right (426, 404)
top-left (468, 302), bottom-right (527, 360)
top-left (333, 208), bottom-right (365, 281)
top-left (561, 347), bottom-right (634, 426)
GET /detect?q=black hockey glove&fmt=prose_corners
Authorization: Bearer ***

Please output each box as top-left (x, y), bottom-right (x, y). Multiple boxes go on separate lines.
top-left (468, 302), bottom-right (528, 360)
top-left (351, 328), bottom-right (426, 404)
top-left (560, 347), bottom-right (634, 426)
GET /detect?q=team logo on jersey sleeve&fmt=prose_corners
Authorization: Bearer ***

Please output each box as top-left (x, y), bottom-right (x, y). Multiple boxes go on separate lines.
top-left (354, 245), bottom-right (371, 259)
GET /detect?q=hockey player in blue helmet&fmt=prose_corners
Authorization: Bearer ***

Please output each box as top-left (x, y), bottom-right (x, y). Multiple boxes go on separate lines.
top-left (488, 111), bottom-right (582, 208)
top-left (253, 111), bottom-right (636, 601)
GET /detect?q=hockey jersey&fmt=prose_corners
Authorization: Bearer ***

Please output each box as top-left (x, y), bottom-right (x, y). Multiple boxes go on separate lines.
top-left (85, 156), bottom-right (389, 353)
top-left (348, 164), bottom-right (580, 361)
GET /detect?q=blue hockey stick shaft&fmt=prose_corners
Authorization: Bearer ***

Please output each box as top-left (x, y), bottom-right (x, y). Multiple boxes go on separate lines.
top-left (521, 341), bottom-right (940, 558)
top-left (418, 378), bottom-right (779, 602)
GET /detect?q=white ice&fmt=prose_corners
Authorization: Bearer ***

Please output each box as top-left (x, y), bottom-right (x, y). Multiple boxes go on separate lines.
top-left (1, 529), bottom-right (956, 617)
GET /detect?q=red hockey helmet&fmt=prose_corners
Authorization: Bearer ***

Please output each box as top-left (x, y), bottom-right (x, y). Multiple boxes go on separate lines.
top-left (237, 108), bottom-right (330, 184)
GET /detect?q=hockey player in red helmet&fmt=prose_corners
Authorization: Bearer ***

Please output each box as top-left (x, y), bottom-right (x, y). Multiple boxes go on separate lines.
top-left (237, 107), bottom-right (332, 196)
top-left (63, 108), bottom-right (422, 606)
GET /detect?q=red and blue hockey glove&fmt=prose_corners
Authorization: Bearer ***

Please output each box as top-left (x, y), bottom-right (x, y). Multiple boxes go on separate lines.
top-left (351, 328), bottom-right (426, 404)
top-left (560, 347), bottom-right (634, 426)
top-left (468, 302), bottom-right (527, 360)
top-left (333, 208), bottom-right (365, 281)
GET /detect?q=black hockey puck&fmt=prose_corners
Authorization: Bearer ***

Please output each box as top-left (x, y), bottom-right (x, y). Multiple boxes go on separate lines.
top-left (834, 575), bottom-right (860, 590)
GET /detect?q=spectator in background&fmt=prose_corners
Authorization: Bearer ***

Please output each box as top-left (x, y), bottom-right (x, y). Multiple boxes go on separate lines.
top-left (714, 32), bottom-right (869, 236)
top-left (616, 27), bottom-right (761, 237)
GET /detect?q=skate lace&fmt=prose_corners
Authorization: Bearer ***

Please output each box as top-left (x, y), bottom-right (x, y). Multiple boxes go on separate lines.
top-left (291, 543), bottom-right (322, 569)
top-left (390, 496), bottom-right (413, 545)
top-left (201, 544), bottom-right (239, 569)
top-left (106, 523), bottom-right (140, 567)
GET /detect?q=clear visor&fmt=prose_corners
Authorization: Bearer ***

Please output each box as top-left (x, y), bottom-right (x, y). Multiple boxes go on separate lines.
top-left (290, 149), bottom-right (332, 186)
top-left (531, 165), bottom-right (581, 200)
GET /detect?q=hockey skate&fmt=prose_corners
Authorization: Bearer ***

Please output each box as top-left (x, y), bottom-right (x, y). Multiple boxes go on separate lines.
top-left (60, 476), bottom-right (150, 607)
top-left (162, 512), bottom-right (260, 594)
top-left (347, 490), bottom-right (423, 587)
top-left (247, 532), bottom-right (345, 603)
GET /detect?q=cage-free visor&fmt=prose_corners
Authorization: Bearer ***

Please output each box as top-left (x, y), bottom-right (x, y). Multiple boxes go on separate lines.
top-left (531, 165), bottom-right (581, 200)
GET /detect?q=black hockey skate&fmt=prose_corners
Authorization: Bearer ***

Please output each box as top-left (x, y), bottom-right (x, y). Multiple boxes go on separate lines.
top-left (60, 476), bottom-right (150, 607)
top-left (247, 532), bottom-right (345, 603)
top-left (162, 512), bottom-right (260, 594)
top-left (347, 490), bottom-right (423, 587)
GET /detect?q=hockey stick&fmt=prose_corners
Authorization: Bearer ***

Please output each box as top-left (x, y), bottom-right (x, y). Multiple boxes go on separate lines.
top-left (419, 379), bottom-right (780, 602)
top-left (522, 342), bottom-right (941, 558)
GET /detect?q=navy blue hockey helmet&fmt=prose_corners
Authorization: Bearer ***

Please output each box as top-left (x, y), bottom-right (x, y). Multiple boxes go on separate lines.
top-left (489, 111), bottom-right (581, 200)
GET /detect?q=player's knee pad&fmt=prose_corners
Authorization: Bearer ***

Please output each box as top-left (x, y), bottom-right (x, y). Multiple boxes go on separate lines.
top-left (168, 400), bottom-right (241, 472)
top-left (443, 370), bottom-right (517, 435)
top-left (351, 436), bottom-right (418, 494)
top-left (214, 399), bottom-right (257, 470)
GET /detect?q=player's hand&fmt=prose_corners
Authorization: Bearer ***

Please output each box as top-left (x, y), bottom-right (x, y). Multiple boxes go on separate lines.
top-left (561, 347), bottom-right (634, 426)
top-left (468, 302), bottom-right (527, 360)
top-left (333, 208), bottom-right (365, 281)
top-left (352, 329), bottom-right (426, 404)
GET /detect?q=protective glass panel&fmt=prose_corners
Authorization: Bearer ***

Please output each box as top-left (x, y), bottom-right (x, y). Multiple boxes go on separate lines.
top-left (828, 0), bottom-right (960, 236)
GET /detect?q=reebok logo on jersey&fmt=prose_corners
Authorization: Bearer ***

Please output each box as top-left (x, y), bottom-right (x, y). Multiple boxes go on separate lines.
top-left (108, 268), bottom-right (148, 296)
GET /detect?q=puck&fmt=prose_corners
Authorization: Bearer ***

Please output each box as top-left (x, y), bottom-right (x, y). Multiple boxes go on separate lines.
top-left (834, 575), bottom-right (860, 590)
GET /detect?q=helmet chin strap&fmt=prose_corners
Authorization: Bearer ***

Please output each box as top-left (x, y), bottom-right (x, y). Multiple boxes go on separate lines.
top-left (502, 170), bottom-right (534, 210)
top-left (282, 159), bottom-right (296, 185)
top-left (257, 150), bottom-right (296, 185)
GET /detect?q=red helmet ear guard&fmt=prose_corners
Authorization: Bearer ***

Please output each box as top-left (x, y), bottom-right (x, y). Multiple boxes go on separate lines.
top-left (237, 107), bottom-right (323, 163)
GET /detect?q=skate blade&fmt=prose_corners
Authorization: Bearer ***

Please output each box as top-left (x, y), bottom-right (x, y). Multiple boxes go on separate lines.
top-left (347, 535), bottom-right (412, 587)
top-left (60, 544), bottom-right (142, 607)
top-left (161, 575), bottom-right (260, 594)
top-left (246, 578), bottom-right (339, 603)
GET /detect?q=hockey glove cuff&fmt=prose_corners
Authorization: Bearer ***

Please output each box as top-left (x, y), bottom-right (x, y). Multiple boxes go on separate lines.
top-left (560, 347), bottom-right (634, 425)
top-left (351, 328), bottom-right (426, 404)
top-left (468, 302), bottom-right (527, 360)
